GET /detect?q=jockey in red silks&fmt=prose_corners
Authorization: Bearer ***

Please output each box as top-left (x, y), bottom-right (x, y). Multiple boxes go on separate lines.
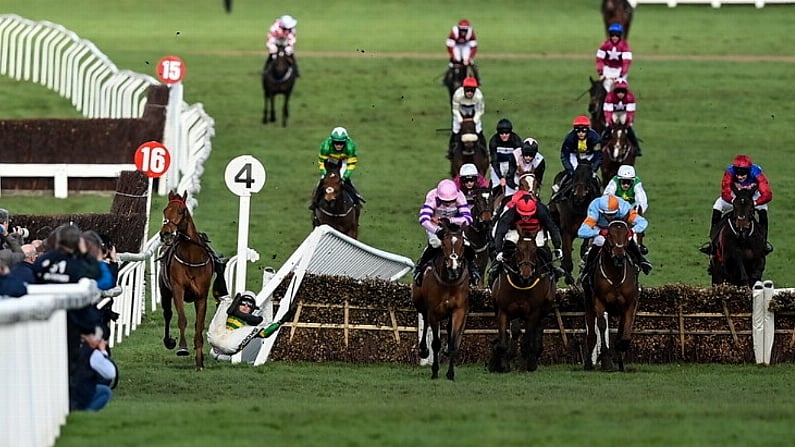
top-left (596, 23), bottom-right (632, 93)
top-left (265, 14), bottom-right (299, 76)
top-left (601, 80), bottom-right (642, 155)
top-left (446, 19), bottom-right (478, 67)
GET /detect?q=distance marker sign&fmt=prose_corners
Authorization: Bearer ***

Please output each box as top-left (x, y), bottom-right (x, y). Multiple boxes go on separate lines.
top-left (225, 155), bottom-right (266, 196)
top-left (156, 55), bottom-right (186, 84)
top-left (134, 141), bottom-right (171, 178)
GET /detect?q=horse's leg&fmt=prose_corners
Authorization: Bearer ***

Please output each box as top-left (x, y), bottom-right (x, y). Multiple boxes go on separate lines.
top-left (584, 295), bottom-right (597, 371)
top-left (596, 306), bottom-right (614, 371)
top-left (174, 289), bottom-right (189, 356)
top-left (524, 308), bottom-right (544, 372)
top-left (262, 89), bottom-right (269, 124)
top-left (161, 286), bottom-right (177, 350)
top-left (281, 91), bottom-right (290, 127)
top-left (446, 305), bottom-right (468, 381)
top-left (269, 94), bottom-right (276, 123)
top-left (194, 295), bottom-right (207, 370)
top-left (489, 307), bottom-right (510, 373)
top-left (615, 296), bottom-right (636, 372)
top-left (430, 319), bottom-right (441, 380)
top-left (417, 310), bottom-right (430, 360)
top-left (562, 232), bottom-right (574, 274)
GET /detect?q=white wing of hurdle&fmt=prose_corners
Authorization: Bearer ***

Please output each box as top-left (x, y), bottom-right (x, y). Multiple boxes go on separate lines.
top-left (752, 280), bottom-right (792, 365)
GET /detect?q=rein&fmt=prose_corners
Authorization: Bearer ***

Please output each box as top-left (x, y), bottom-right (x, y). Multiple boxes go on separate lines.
top-left (597, 247), bottom-right (628, 287)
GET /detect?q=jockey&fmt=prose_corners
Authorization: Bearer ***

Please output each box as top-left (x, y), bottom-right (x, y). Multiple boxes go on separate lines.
top-left (310, 127), bottom-right (364, 210)
top-left (454, 163), bottom-right (490, 205)
top-left (413, 179), bottom-right (480, 287)
top-left (596, 23), bottom-right (632, 93)
top-left (208, 291), bottom-right (282, 359)
top-left (578, 194), bottom-right (652, 283)
top-left (491, 193), bottom-right (565, 283)
top-left (513, 137), bottom-right (546, 195)
top-left (551, 115), bottom-right (602, 198)
top-left (450, 76), bottom-right (485, 149)
top-left (265, 14), bottom-right (299, 77)
top-left (488, 118), bottom-right (522, 197)
top-left (700, 154), bottom-right (773, 255)
top-left (446, 19), bottom-right (479, 79)
top-left (601, 80), bottom-right (642, 156)
top-left (603, 164), bottom-right (649, 253)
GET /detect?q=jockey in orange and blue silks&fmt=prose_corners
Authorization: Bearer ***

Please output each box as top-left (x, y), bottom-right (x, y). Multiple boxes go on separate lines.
top-left (578, 194), bottom-right (652, 278)
top-left (701, 154), bottom-right (773, 255)
top-left (413, 179), bottom-right (480, 287)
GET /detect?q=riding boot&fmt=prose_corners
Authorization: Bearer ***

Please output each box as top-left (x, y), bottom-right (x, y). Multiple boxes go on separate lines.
top-left (600, 127), bottom-right (611, 146)
top-left (757, 209), bottom-right (773, 254)
top-left (465, 245), bottom-right (481, 286)
top-left (578, 245), bottom-right (599, 284)
top-left (344, 179), bottom-right (365, 207)
top-left (309, 182), bottom-right (323, 211)
top-left (628, 126), bottom-right (642, 156)
top-left (477, 132), bottom-right (487, 149)
top-left (413, 245), bottom-right (437, 286)
top-left (637, 234), bottom-right (649, 255)
top-left (292, 57), bottom-right (300, 78)
top-left (629, 241), bottom-right (653, 275)
top-left (700, 209), bottom-right (723, 254)
top-left (447, 133), bottom-right (459, 160)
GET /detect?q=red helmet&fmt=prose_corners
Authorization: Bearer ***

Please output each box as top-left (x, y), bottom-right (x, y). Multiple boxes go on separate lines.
top-left (733, 154), bottom-right (753, 168)
top-left (572, 115), bottom-right (591, 128)
top-left (515, 194), bottom-right (537, 217)
top-left (613, 80), bottom-right (628, 91)
top-left (458, 19), bottom-right (470, 28)
top-left (462, 77), bottom-right (478, 88)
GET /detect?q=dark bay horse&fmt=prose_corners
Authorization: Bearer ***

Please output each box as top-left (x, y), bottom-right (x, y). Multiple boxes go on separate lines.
top-left (450, 119), bottom-right (489, 178)
top-left (584, 220), bottom-right (640, 372)
top-left (443, 62), bottom-right (477, 102)
top-left (158, 190), bottom-right (218, 370)
top-left (709, 187), bottom-right (767, 287)
top-left (262, 39), bottom-right (297, 126)
top-left (600, 123), bottom-right (636, 185)
top-left (412, 221), bottom-right (470, 380)
top-left (464, 188), bottom-right (494, 285)
top-left (312, 160), bottom-right (360, 239)
top-left (602, 0), bottom-right (634, 40)
top-left (488, 229), bottom-right (555, 373)
top-left (549, 162), bottom-right (601, 275)
top-left (588, 77), bottom-right (607, 135)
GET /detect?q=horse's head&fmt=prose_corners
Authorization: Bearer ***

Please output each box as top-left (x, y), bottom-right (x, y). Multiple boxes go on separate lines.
top-left (588, 77), bottom-right (606, 116)
top-left (321, 171), bottom-right (343, 203)
top-left (459, 132), bottom-right (478, 154)
top-left (470, 189), bottom-right (493, 232)
top-left (605, 219), bottom-right (630, 264)
top-left (511, 229), bottom-right (539, 282)
top-left (438, 220), bottom-right (467, 280)
top-left (571, 161), bottom-right (596, 206)
top-left (730, 186), bottom-right (758, 238)
top-left (605, 125), bottom-right (630, 161)
top-left (160, 190), bottom-right (192, 245)
top-left (518, 173), bottom-right (539, 196)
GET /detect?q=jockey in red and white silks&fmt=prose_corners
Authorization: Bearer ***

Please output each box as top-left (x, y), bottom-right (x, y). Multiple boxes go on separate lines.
top-left (596, 23), bottom-right (632, 92)
top-left (446, 19), bottom-right (478, 65)
top-left (266, 15), bottom-right (297, 56)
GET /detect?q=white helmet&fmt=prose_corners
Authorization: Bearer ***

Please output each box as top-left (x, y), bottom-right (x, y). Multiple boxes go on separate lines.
top-left (459, 163), bottom-right (478, 178)
top-left (617, 165), bottom-right (636, 180)
top-left (279, 15), bottom-right (297, 29)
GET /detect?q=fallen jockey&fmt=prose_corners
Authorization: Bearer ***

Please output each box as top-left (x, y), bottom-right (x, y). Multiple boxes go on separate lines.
top-left (208, 291), bottom-right (283, 360)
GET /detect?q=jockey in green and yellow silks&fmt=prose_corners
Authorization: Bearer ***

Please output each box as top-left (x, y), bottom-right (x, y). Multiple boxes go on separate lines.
top-left (310, 127), bottom-right (365, 210)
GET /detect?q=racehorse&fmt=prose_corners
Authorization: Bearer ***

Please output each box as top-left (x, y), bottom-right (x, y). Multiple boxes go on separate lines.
top-left (412, 220), bottom-right (471, 380)
top-left (261, 39), bottom-right (297, 127)
top-left (488, 229), bottom-right (556, 373)
top-left (584, 219), bottom-right (639, 372)
top-left (588, 76), bottom-right (607, 135)
top-left (312, 160), bottom-right (360, 239)
top-left (450, 119), bottom-right (489, 178)
top-left (158, 190), bottom-right (219, 370)
top-left (602, 0), bottom-right (634, 40)
top-left (516, 172), bottom-right (541, 198)
top-left (709, 186), bottom-right (767, 287)
top-left (549, 161), bottom-right (601, 275)
top-left (443, 62), bottom-right (477, 102)
top-left (600, 122), bottom-right (637, 185)
top-left (464, 188), bottom-right (494, 285)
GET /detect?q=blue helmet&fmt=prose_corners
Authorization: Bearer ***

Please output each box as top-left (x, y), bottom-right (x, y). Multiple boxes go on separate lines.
top-left (608, 23), bottom-right (623, 35)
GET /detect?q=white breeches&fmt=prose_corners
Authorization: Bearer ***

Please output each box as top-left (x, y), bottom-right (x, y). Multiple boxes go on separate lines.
top-left (601, 66), bottom-right (625, 92)
top-left (452, 118), bottom-right (482, 134)
top-left (451, 45), bottom-right (474, 63)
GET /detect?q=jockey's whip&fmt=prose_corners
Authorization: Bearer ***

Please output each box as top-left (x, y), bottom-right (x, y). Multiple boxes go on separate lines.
top-left (575, 88), bottom-right (590, 101)
top-left (435, 127), bottom-right (452, 132)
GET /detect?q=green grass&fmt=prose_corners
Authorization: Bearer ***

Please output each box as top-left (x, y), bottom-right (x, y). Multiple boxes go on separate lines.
top-left (3, 2), bottom-right (795, 444)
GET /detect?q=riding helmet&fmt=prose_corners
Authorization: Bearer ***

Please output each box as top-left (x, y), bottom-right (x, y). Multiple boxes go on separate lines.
top-left (458, 19), bottom-right (470, 29)
top-left (608, 23), bottom-right (623, 35)
top-left (515, 194), bottom-right (537, 217)
top-left (238, 292), bottom-right (257, 309)
top-left (613, 80), bottom-right (628, 92)
top-left (599, 195), bottom-right (620, 215)
top-left (462, 77), bottom-right (478, 88)
top-left (496, 118), bottom-right (513, 133)
top-left (521, 138), bottom-right (539, 157)
top-left (437, 179), bottom-right (459, 201)
top-left (279, 15), bottom-right (297, 29)
top-left (459, 163), bottom-right (478, 178)
top-left (330, 126), bottom-right (349, 142)
top-left (732, 154), bottom-right (753, 168)
top-left (617, 165), bottom-right (636, 180)
top-left (572, 115), bottom-right (591, 128)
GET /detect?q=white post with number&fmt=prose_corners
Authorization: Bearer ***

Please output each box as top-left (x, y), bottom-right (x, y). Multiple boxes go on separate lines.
top-left (224, 155), bottom-right (267, 295)
top-left (155, 55), bottom-right (186, 195)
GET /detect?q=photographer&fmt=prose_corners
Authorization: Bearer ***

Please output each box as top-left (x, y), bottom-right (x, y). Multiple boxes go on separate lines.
top-left (0, 208), bottom-right (28, 267)
top-left (71, 328), bottom-right (118, 412)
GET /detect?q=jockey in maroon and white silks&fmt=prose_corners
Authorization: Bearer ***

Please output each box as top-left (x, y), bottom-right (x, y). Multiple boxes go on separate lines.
top-left (603, 82), bottom-right (636, 127)
top-left (596, 23), bottom-right (632, 92)
top-left (266, 15), bottom-right (297, 56)
top-left (446, 19), bottom-right (478, 65)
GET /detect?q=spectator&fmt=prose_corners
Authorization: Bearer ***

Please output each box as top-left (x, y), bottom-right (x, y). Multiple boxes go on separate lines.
top-left (0, 258), bottom-right (27, 297)
top-left (70, 328), bottom-right (117, 412)
top-left (81, 230), bottom-right (118, 290)
top-left (9, 243), bottom-right (38, 285)
top-left (0, 208), bottom-right (27, 267)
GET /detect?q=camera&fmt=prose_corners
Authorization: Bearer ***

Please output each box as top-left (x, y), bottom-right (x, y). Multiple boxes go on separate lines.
top-left (14, 226), bottom-right (29, 239)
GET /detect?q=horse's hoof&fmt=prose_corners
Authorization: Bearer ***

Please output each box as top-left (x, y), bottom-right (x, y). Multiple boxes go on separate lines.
top-left (584, 363), bottom-right (595, 371)
top-left (176, 347), bottom-right (190, 356)
top-left (419, 348), bottom-right (429, 359)
top-left (446, 371), bottom-right (455, 381)
top-left (164, 338), bottom-right (177, 350)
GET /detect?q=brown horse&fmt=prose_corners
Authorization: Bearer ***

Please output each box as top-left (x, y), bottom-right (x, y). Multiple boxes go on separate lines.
top-left (602, 0), bottom-right (634, 40)
top-left (262, 39), bottom-right (297, 126)
top-left (450, 119), bottom-right (489, 178)
top-left (464, 188), bottom-right (493, 286)
top-left (488, 229), bottom-right (556, 373)
top-left (584, 219), bottom-right (640, 372)
top-left (443, 62), bottom-right (477, 102)
top-left (312, 160), bottom-right (360, 239)
top-left (588, 77), bottom-right (607, 135)
top-left (412, 220), bottom-right (470, 380)
top-left (549, 161), bottom-right (601, 275)
top-left (158, 190), bottom-right (216, 370)
top-left (600, 123), bottom-right (637, 185)
top-left (709, 186), bottom-right (767, 287)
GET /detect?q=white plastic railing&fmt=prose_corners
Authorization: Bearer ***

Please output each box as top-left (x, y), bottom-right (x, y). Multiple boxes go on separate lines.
top-left (629, 0), bottom-right (794, 7)
top-left (0, 163), bottom-right (137, 198)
